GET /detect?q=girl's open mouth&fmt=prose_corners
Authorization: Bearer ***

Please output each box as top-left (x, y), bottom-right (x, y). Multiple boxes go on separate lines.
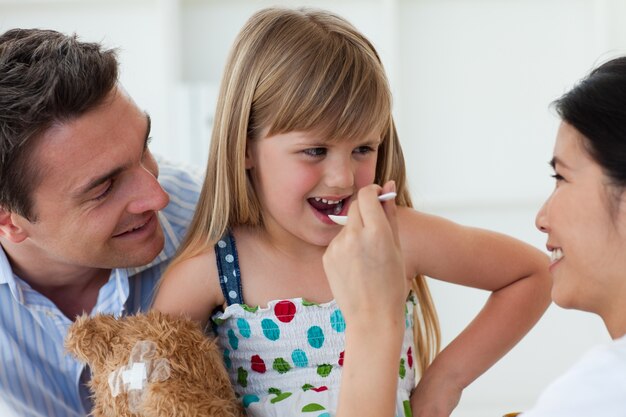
top-left (307, 197), bottom-right (347, 216)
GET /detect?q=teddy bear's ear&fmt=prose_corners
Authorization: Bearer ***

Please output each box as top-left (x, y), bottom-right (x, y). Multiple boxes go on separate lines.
top-left (65, 314), bottom-right (121, 364)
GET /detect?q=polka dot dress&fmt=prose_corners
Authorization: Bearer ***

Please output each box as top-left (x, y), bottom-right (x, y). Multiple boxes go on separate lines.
top-left (211, 232), bottom-right (417, 417)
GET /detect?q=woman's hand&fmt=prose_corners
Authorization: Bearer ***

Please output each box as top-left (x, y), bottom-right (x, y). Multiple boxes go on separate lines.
top-left (323, 181), bottom-right (407, 327)
top-left (323, 181), bottom-right (408, 417)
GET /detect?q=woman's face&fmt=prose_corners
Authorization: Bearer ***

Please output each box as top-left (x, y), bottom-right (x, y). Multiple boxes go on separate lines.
top-left (536, 122), bottom-right (626, 335)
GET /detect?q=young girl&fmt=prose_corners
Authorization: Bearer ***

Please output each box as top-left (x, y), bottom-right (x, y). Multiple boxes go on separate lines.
top-left (153, 7), bottom-right (551, 417)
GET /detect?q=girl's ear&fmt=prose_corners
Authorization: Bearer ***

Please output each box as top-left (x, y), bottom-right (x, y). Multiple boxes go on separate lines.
top-left (245, 140), bottom-right (255, 169)
top-left (0, 208), bottom-right (29, 243)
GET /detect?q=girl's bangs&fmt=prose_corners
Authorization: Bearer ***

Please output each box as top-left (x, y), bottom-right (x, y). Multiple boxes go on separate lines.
top-left (261, 36), bottom-right (391, 143)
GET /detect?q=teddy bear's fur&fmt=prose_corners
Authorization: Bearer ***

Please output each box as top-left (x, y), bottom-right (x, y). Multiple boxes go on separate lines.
top-left (65, 311), bottom-right (243, 417)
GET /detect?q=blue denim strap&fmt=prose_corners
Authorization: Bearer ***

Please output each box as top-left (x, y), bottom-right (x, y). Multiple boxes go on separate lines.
top-left (214, 230), bottom-right (244, 305)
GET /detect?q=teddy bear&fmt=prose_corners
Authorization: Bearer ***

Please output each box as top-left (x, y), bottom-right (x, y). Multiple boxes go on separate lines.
top-left (65, 311), bottom-right (244, 417)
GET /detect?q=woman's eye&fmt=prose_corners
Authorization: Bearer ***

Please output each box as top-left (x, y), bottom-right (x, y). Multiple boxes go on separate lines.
top-left (551, 173), bottom-right (564, 182)
top-left (303, 147), bottom-right (326, 157)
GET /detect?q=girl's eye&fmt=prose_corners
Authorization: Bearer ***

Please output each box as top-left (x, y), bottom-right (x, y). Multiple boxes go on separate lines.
top-left (303, 147), bottom-right (326, 157)
top-left (93, 180), bottom-right (115, 201)
top-left (551, 173), bottom-right (564, 182)
top-left (354, 145), bottom-right (375, 155)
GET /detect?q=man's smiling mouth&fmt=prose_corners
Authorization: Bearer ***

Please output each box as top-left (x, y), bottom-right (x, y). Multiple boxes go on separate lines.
top-left (112, 215), bottom-right (153, 238)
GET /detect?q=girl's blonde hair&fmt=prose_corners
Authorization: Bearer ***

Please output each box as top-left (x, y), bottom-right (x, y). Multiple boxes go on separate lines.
top-left (174, 7), bottom-right (440, 375)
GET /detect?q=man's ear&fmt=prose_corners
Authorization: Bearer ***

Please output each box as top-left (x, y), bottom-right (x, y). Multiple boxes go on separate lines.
top-left (0, 208), bottom-right (29, 243)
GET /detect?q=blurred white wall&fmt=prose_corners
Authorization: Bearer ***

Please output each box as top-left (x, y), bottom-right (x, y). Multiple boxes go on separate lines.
top-left (1, 0), bottom-right (624, 416)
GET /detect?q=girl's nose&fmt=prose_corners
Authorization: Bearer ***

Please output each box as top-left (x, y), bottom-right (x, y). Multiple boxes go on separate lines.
top-left (325, 158), bottom-right (355, 189)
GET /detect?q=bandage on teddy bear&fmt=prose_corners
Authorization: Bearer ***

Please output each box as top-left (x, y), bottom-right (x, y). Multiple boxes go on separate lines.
top-left (65, 311), bottom-right (243, 417)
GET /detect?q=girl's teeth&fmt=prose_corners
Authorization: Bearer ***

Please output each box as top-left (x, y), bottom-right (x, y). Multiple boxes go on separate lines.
top-left (551, 248), bottom-right (563, 262)
top-left (314, 197), bottom-right (341, 204)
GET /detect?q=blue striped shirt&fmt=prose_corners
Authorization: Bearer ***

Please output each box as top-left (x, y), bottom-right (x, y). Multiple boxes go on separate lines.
top-left (0, 162), bottom-right (201, 417)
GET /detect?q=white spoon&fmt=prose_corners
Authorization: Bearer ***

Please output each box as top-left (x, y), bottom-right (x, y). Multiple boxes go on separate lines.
top-left (328, 192), bottom-right (397, 225)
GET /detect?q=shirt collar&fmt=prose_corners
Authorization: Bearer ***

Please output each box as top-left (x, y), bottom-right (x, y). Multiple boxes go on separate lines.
top-left (0, 245), bottom-right (12, 285)
top-left (0, 245), bottom-right (22, 302)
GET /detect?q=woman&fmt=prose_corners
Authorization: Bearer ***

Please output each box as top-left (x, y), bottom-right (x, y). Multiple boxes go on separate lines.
top-left (526, 56), bottom-right (626, 416)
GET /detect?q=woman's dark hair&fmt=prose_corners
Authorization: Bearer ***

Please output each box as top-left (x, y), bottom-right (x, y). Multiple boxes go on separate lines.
top-left (553, 57), bottom-right (626, 191)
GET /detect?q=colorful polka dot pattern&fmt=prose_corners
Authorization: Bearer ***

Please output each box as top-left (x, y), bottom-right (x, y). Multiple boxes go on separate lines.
top-left (213, 233), bottom-right (415, 416)
top-left (213, 296), bottom-right (417, 417)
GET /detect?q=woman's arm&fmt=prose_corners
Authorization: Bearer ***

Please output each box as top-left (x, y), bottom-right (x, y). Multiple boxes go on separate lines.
top-left (398, 211), bottom-right (552, 416)
top-left (323, 182), bottom-right (408, 417)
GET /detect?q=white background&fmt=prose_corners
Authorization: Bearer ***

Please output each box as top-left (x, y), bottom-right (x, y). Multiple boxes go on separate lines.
top-left (1, 0), bottom-right (624, 415)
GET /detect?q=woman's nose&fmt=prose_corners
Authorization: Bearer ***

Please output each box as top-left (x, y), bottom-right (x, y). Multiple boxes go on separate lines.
top-left (535, 199), bottom-right (550, 233)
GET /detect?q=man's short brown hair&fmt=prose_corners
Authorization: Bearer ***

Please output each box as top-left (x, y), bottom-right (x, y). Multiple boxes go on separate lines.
top-left (0, 28), bottom-right (118, 220)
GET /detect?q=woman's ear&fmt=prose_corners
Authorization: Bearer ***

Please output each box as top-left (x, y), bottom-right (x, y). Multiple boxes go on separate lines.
top-left (617, 190), bottom-right (626, 238)
top-left (0, 208), bottom-right (29, 243)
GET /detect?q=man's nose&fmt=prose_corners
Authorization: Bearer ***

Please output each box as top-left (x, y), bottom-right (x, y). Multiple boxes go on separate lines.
top-left (126, 167), bottom-right (170, 214)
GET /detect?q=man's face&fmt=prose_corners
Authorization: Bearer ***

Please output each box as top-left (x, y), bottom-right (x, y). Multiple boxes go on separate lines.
top-left (12, 87), bottom-right (170, 270)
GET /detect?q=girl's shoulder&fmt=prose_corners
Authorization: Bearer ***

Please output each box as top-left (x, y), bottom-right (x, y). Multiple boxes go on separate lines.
top-left (153, 248), bottom-right (224, 324)
top-left (170, 248), bottom-right (218, 277)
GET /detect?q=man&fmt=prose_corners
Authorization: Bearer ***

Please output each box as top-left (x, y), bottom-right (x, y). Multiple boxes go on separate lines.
top-left (0, 29), bottom-right (201, 416)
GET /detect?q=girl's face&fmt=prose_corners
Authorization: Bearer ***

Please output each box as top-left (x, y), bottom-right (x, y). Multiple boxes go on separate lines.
top-left (246, 130), bottom-right (380, 247)
top-left (535, 122), bottom-right (626, 333)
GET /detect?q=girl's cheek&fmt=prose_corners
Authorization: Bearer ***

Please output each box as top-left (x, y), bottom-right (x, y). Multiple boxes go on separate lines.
top-left (299, 166), bottom-right (324, 186)
top-left (355, 162), bottom-right (377, 187)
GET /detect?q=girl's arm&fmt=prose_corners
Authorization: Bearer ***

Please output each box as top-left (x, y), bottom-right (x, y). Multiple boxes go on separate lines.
top-left (323, 182), bottom-right (408, 417)
top-left (152, 251), bottom-right (223, 327)
top-left (397, 211), bottom-right (552, 417)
